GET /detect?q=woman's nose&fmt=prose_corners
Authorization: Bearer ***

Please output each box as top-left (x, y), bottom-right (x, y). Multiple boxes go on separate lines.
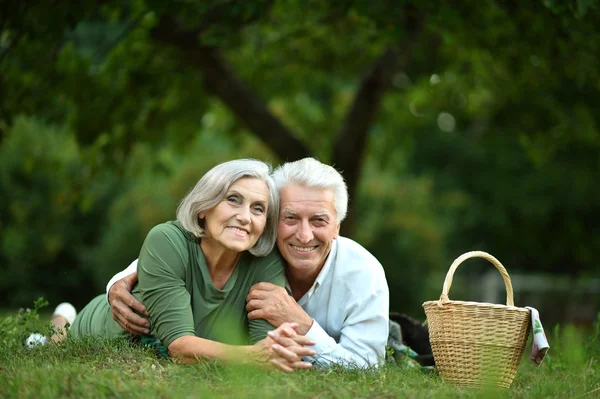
top-left (236, 206), bottom-right (251, 224)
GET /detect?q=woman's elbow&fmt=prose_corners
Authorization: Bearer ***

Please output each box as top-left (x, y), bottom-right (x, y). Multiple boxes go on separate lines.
top-left (167, 336), bottom-right (197, 363)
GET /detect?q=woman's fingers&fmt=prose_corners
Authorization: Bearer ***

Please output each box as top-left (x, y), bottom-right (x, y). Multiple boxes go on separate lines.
top-left (272, 343), bottom-right (316, 361)
top-left (271, 344), bottom-right (299, 363)
top-left (267, 330), bottom-right (316, 347)
top-left (291, 360), bottom-right (313, 370)
top-left (270, 359), bottom-right (294, 373)
top-left (270, 358), bottom-right (313, 373)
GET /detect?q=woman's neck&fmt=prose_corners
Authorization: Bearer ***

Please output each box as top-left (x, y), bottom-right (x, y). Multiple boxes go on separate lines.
top-left (200, 239), bottom-right (241, 289)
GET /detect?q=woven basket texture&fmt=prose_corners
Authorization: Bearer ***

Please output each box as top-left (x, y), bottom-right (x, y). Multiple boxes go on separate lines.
top-left (422, 251), bottom-right (531, 388)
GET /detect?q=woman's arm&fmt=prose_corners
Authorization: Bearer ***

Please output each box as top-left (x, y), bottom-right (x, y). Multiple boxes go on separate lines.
top-left (137, 224), bottom-right (314, 371)
top-left (168, 323), bottom-right (316, 371)
top-left (247, 253), bottom-right (287, 344)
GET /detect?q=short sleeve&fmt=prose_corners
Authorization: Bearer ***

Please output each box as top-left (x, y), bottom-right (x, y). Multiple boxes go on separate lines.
top-left (137, 223), bottom-right (196, 348)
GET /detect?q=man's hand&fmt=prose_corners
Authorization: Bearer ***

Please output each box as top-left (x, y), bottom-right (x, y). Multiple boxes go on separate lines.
top-left (246, 282), bottom-right (313, 335)
top-left (108, 272), bottom-right (150, 335)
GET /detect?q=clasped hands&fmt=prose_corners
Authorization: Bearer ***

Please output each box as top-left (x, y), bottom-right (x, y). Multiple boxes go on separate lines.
top-left (246, 282), bottom-right (316, 372)
top-left (108, 277), bottom-right (315, 372)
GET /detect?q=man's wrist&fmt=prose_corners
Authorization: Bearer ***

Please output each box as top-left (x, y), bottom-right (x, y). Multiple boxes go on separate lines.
top-left (297, 316), bottom-right (314, 336)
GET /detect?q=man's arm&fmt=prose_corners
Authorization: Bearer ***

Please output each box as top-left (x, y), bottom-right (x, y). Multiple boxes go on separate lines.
top-left (246, 283), bottom-right (314, 335)
top-left (105, 259), bottom-right (138, 302)
top-left (248, 274), bottom-right (389, 368)
top-left (106, 259), bottom-right (150, 335)
top-left (301, 287), bottom-right (389, 369)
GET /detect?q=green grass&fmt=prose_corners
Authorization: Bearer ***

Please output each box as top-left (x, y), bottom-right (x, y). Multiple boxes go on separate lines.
top-left (1, 303), bottom-right (599, 398)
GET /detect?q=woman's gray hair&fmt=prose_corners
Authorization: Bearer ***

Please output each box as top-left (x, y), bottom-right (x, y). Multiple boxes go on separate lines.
top-left (272, 157), bottom-right (348, 223)
top-left (176, 159), bottom-right (279, 257)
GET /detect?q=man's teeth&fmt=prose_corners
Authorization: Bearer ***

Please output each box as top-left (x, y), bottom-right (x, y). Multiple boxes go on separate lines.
top-left (291, 245), bottom-right (315, 252)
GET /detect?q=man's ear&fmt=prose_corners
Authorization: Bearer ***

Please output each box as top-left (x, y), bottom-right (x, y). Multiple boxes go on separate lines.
top-left (334, 223), bottom-right (341, 238)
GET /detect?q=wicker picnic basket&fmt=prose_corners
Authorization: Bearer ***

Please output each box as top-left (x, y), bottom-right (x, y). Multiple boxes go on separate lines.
top-left (422, 251), bottom-right (531, 388)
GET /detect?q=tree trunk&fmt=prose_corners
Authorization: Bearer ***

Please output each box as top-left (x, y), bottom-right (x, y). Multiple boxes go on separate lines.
top-left (151, 13), bottom-right (422, 237)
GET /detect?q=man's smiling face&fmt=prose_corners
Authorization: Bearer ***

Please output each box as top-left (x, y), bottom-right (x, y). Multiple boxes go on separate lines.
top-left (276, 183), bottom-right (340, 279)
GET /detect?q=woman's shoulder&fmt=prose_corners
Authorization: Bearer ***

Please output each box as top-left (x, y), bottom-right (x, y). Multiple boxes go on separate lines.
top-left (247, 249), bottom-right (284, 268)
top-left (145, 220), bottom-right (197, 245)
top-left (142, 221), bottom-right (198, 265)
top-left (140, 221), bottom-right (196, 277)
top-left (244, 250), bottom-right (286, 286)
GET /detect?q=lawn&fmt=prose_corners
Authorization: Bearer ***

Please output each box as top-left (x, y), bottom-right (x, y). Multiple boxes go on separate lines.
top-left (1, 303), bottom-right (599, 398)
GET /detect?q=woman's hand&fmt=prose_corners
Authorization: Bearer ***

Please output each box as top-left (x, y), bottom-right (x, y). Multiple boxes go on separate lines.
top-left (252, 322), bottom-right (316, 373)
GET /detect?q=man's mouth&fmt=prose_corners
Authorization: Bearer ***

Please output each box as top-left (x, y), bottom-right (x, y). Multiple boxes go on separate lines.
top-left (290, 244), bottom-right (317, 252)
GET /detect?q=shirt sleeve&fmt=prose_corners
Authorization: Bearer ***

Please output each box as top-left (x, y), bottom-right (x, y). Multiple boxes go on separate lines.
top-left (303, 273), bottom-right (389, 368)
top-left (105, 259), bottom-right (138, 304)
top-left (137, 224), bottom-right (196, 348)
top-left (247, 254), bottom-right (286, 345)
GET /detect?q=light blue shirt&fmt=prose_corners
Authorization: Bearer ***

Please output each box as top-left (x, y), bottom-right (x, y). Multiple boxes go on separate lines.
top-left (290, 237), bottom-right (390, 368)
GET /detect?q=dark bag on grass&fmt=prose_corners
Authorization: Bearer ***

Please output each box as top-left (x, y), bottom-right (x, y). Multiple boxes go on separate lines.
top-left (388, 312), bottom-right (434, 367)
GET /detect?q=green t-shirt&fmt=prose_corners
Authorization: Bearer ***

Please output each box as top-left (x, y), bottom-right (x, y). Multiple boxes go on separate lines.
top-left (71, 221), bottom-right (285, 349)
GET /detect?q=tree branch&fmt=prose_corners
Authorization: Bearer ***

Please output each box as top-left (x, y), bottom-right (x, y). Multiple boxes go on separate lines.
top-left (333, 48), bottom-right (398, 236)
top-left (151, 16), bottom-right (311, 162)
top-left (334, 7), bottom-right (424, 236)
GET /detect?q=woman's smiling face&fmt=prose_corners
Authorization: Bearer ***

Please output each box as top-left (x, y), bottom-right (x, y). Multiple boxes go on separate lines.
top-left (200, 177), bottom-right (270, 253)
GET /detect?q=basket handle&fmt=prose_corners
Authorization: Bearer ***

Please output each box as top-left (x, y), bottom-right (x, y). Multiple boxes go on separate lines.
top-left (437, 251), bottom-right (514, 307)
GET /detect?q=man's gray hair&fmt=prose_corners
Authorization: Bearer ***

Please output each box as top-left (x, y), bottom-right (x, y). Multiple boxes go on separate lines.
top-left (176, 159), bottom-right (278, 257)
top-left (272, 157), bottom-right (348, 223)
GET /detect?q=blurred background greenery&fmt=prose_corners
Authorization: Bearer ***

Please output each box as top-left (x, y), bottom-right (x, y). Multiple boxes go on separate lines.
top-left (1, 0), bottom-right (599, 326)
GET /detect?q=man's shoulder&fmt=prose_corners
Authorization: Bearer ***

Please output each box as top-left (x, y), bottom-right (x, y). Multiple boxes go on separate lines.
top-left (335, 236), bottom-right (380, 263)
top-left (331, 236), bottom-right (385, 276)
top-left (325, 236), bottom-right (388, 301)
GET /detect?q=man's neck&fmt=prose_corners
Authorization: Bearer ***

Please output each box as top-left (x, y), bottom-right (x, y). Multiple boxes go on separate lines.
top-left (286, 262), bottom-right (324, 302)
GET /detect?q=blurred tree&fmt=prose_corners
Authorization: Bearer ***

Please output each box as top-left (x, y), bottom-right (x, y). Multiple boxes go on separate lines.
top-left (0, 117), bottom-right (119, 307)
top-left (1, 0), bottom-right (600, 312)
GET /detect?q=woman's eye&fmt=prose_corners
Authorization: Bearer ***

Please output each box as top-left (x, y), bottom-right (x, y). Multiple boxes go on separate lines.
top-left (253, 205), bottom-right (265, 213)
top-left (227, 196), bottom-right (240, 204)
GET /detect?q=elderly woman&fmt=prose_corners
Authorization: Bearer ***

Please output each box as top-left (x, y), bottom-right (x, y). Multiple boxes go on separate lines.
top-left (43, 159), bottom-right (314, 371)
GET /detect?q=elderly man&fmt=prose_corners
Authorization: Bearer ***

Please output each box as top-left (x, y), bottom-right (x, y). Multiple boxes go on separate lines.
top-left (107, 158), bottom-right (389, 367)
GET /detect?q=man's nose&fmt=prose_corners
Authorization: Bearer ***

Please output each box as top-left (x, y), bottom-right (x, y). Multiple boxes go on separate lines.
top-left (296, 219), bottom-right (314, 244)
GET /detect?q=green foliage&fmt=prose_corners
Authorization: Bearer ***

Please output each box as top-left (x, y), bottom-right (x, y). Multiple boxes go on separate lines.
top-left (0, 117), bottom-right (120, 307)
top-left (0, 298), bottom-right (50, 355)
top-left (2, 0), bottom-right (600, 320)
